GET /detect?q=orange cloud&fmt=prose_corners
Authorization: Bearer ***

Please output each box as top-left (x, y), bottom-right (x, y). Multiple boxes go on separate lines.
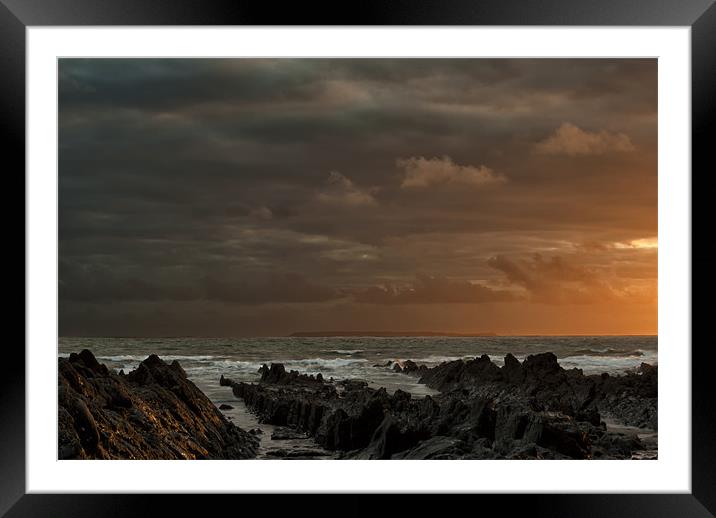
top-left (397, 156), bottom-right (506, 188)
top-left (535, 123), bottom-right (635, 156)
top-left (316, 171), bottom-right (376, 206)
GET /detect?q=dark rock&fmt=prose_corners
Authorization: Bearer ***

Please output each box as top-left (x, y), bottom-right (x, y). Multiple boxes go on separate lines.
top-left (500, 354), bottom-right (524, 385)
top-left (468, 355), bottom-right (503, 381)
top-left (69, 398), bottom-right (100, 452)
top-left (638, 362), bottom-right (657, 375)
top-left (393, 436), bottom-right (471, 460)
top-left (575, 406), bottom-right (601, 426)
top-left (264, 448), bottom-right (331, 458)
top-left (593, 364), bottom-right (658, 429)
top-left (507, 444), bottom-right (571, 460)
top-left (401, 360), bottom-right (420, 374)
top-left (593, 431), bottom-right (644, 459)
top-left (220, 354), bottom-right (657, 460)
top-left (104, 382), bottom-right (133, 409)
top-left (391, 389), bottom-right (412, 412)
top-left (75, 349), bottom-right (108, 375)
top-left (523, 352), bottom-right (561, 377)
top-left (418, 359), bottom-right (468, 391)
top-left (522, 412), bottom-right (591, 459)
top-left (219, 404), bottom-right (234, 410)
top-left (350, 414), bottom-right (429, 459)
top-left (258, 363), bottom-right (326, 386)
top-left (58, 352), bottom-right (258, 459)
top-left (170, 360), bottom-right (187, 378)
top-left (403, 352), bottom-right (656, 430)
top-left (339, 379), bottom-right (369, 391)
top-left (271, 427), bottom-right (308, 440)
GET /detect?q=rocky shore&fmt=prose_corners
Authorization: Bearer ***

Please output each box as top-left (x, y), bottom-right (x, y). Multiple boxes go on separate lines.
top-left (58, 350), bottom-right (258, 459)
top-left (57, 349), bottom-right (657, 460)
top-left (220, 353), bottom-right (657, 460)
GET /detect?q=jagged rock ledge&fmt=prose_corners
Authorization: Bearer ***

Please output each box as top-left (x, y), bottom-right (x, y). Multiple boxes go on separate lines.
top-left (59, 349), bottom-right (258, 459)
top-left (396, 353), bottom-right (657, 431)
top-left (220, 354), bottom-right (657, 460)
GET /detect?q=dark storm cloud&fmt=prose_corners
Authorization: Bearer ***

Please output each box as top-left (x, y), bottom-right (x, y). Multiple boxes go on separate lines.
top-left (59, 259), bottom-right (202, 302)
top-left (59, 59), bottom-right (327, 111)
top-left (203, 273), bottom-right (341, 305)
top-left (60, 59), bottom-right (657, 118)
top-left (353, 274), bottom-right (517, 304)
top-left (59, 58), bottom-right (657, 335)
top-left (60, 258), bottom-right (342, 305)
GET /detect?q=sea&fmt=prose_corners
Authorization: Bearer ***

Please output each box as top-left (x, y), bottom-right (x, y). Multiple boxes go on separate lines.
top-left (58, 335), bottom-right (657, 458)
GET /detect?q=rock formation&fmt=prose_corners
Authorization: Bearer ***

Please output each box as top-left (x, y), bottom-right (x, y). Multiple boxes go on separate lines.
top-left (220, 353), bottom-right (657, 460)
top-left (59, 350), bottom-right (258, 459)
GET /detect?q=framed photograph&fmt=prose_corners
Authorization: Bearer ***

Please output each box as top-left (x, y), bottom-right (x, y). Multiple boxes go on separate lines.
top-left (6, 0), bottom-right (714, 515)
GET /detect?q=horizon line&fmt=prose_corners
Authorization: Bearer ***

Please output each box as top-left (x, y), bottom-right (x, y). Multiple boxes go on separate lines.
top-left (59, 332), bottom-right (659, 339)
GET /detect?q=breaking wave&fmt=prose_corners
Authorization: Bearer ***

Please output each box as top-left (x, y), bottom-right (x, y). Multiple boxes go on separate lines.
top-left (285, 357), bottom-right (369, 369)
top-left (560, 351), bottom-right (658, 375)
top-left (572, 348), bottom-right (645, 357)
top-left (96, 354), bottom-right (217, 362)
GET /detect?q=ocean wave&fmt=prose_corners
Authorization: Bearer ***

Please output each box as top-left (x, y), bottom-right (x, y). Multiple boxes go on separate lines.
top-left (391, 355), bottom-right (472, 366)
top-left (95, 355), bottom-right (371, 376)
top-left (96, 354), bottom-right (217, 362)
top-left (285, 357), bottom-right (369, 369)
top-left (558, 354), bottom-right (658, 375)
top-left (572, 348), bottom-right (645, 357)
top-left (331, 349), bottom-right (364, 355)
top-left (193, 359), bottom-right (261, 369)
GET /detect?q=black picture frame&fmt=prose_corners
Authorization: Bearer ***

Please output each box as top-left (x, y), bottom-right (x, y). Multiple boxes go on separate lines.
top-left (4, 0), bottom-right (714, 515)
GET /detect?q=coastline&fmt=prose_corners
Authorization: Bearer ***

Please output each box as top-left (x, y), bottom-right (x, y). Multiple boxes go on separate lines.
top-left (58, 349), bottom-right (657, 460)
top-left (220, 353), bottom-right (657, 460)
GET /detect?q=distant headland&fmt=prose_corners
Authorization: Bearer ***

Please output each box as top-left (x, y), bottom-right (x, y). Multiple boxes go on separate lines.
top-left (288, 331), bottom-right (498, 337)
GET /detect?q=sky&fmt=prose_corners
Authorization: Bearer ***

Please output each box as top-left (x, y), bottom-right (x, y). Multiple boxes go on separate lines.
top-left (58, 58), bottom-right (657, 337)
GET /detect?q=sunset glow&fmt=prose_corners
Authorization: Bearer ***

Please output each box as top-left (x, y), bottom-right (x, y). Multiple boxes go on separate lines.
top-left (59, 59), bottom-right (657, 337)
